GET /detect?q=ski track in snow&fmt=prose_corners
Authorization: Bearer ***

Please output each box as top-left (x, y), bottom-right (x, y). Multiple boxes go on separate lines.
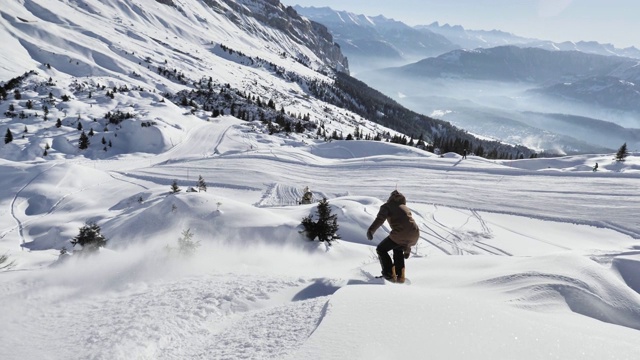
top-left (3, 164), bottom-right (57, 245)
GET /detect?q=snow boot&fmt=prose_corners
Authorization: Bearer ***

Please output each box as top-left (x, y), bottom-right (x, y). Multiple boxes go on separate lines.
top-left (396, 267), bottom-right (406, 284)
top-left (387, 268), bottom-right (397, 283)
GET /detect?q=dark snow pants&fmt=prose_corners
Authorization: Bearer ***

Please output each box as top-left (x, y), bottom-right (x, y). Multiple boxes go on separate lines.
top-left (376, 236), bottom-right (404, 277)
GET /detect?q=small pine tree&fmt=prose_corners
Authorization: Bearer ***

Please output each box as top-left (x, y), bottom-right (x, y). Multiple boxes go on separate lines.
top-left (70, 222), bottom-right (108, 253)
top-left (77, 122), bottom-right (83, 131)
top-left (78, 130), bottom-right (89, 149)
top-left (4, 128), bottom-right (13, 144)
top-left (300, 197), bottom-right (340, 243)
top-left (615, 142), bottom-right (629, 161)
top-left (55, 118), bottom-right (62, 128)
top-left (170, 180), bottom-right (181, 193)
top-left (197, 175), bottom-right (207, 192)
top-left (177, 228), bottom-right (200, 257)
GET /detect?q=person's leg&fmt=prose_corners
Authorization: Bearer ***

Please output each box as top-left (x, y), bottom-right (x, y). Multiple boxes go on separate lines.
top-left (376, 237), bottom-right (397, 279)
top-left (393, 247), bottom-right (405, 283)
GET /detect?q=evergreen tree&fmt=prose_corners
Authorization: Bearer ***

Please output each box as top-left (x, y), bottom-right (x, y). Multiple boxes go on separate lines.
top-left (77, 121), bottom-right (83, 131)
top-left (70, 222), bottom-right (107, 253)
top-left (300, 198), bottom-right (341, 243)
top-left (615, 142), bottom-right (629, 161)
top-left (78, 131), bottom-right (89, 149)
top-left (170, 180), bottom-right (181, 193)
top-left (197, 175), bottom-right (207, 192)
top-left (56, 118), bottom-right (62, 128)
top-left (5, 128), bottom-right (13, 144)
top-left (176, 228), bottom-right (200, 257)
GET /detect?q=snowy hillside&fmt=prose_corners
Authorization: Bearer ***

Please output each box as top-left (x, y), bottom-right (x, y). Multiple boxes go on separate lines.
top-left (2, 114), bottom-right (640, 359)
top-left (1, 1), bottom-right (640, 359)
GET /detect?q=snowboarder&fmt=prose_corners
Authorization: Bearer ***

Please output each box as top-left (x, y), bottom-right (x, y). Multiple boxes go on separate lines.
top-left (462, 149), bottom-right (467, 159)
top-left (367, 190), bottom-right (420, 283)
top-left (593, 162), bottom-right (598, 172)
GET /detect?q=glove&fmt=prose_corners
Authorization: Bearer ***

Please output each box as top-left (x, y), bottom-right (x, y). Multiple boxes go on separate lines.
top-left (366, 230), bottom-right (373, 241)
top-left (403, 248), bottom-right (411, 259)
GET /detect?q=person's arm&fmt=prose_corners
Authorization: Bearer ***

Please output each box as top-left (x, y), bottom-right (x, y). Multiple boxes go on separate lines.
top-left (367, 205), bottom-right (389, 240)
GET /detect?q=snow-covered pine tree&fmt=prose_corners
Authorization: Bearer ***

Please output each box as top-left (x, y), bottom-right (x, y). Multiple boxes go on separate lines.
top-left (615, 142), bottom-right (629, 161)
top-left (177, 228), bottom-right (200, 257)
top-left (197, 175), bottom-right (207, 192)
top-left (170, 180), bottom-right (181, 193)
top-left (301, 197), bottom-right (340, 243)
top-left (4, 128), bottom-right (12, 144)
top-left (70, 222), bottom-right (107, 253)
top-left (78, 130), bottom-right (89, 149)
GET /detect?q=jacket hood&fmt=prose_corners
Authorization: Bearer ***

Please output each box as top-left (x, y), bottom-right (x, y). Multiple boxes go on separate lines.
top-left (387, 190), bottom-right (406, 205)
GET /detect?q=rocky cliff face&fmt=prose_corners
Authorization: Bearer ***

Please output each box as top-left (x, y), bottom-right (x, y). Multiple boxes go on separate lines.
top-left (212, 0), bottom-right (349, 73)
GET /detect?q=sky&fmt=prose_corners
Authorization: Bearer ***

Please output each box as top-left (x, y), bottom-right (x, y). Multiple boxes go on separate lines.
top-left (281, 0), bottom-right (640, 49)
top-left (2, 1), bottom-right (640, 358)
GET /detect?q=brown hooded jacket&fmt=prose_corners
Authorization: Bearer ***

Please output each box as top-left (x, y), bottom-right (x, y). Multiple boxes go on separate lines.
top-left (368, 190), bottom-right (420, 248)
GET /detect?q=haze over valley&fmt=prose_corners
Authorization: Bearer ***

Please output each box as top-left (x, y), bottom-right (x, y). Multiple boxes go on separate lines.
top-left (297, 6), bottom-right (640, 155)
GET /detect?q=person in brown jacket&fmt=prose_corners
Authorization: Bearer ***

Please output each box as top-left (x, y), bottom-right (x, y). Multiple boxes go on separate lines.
top-left (367, 190), bottom-right (420, 283)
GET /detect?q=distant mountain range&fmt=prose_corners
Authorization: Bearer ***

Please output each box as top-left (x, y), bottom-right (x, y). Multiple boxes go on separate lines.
top-left (296, 6), bottom-right (640, 73)
top-left (293, 6), bottom-right (459, 71)
top-left (295, 6), bottom-right (640, 154)
top-left (420, 22), bottom-right (640, 59)
top-left (395, 46), bottom-right (637, 83)
top-left (383, 46), bottom-right (640, 114)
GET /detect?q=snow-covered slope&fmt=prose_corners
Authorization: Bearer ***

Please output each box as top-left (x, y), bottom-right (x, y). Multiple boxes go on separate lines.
top-left (1, 115), bottom-right (640, 359)
top-left (1, 1), bottom-right (640, 359)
